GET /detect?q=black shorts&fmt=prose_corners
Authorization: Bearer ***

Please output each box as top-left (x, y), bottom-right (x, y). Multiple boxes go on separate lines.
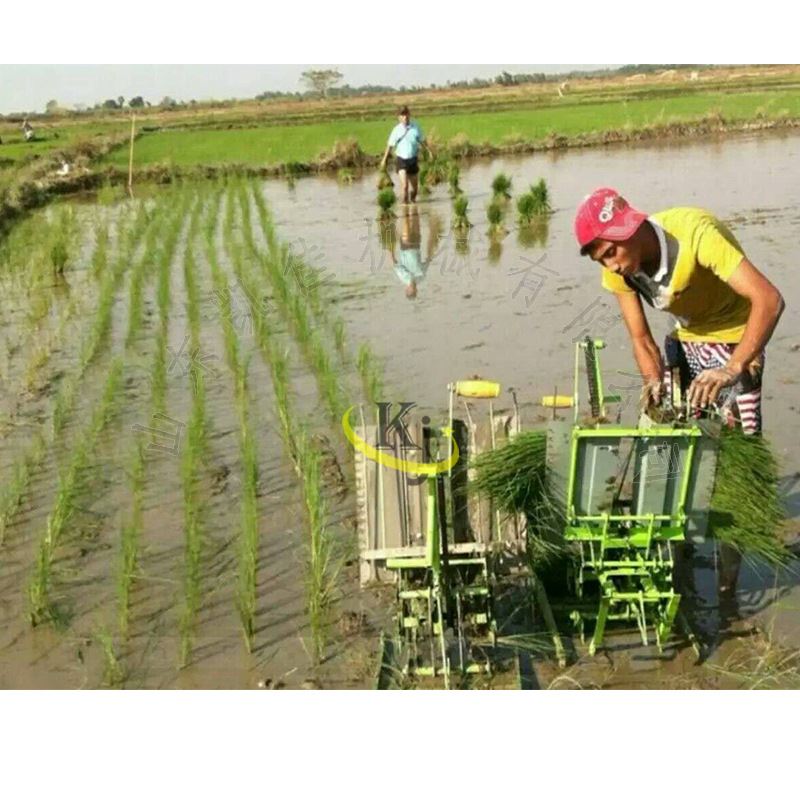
top-left (396, 156), bottom-right (419, 176)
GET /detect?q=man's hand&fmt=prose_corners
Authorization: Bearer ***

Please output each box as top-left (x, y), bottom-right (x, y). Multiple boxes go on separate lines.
top-left (639, 377), bottom-right (664, 411)
top-left (687, 364), bottom-right (742, 409)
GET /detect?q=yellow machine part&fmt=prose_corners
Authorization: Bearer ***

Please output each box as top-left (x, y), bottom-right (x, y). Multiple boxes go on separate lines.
top-left (453, 380), bottom-right (500, 399)
top-left (540, 395), bottom-right (574, 408)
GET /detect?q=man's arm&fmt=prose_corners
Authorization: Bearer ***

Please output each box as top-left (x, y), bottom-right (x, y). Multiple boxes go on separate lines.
top-left (687, 258), bottom-right (785, 407)
top-left (615, 291), bottom-right (665, 401)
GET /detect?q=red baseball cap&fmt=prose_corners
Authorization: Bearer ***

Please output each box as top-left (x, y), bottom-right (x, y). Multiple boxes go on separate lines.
top-left (574, 188), bottom-right (647, 255)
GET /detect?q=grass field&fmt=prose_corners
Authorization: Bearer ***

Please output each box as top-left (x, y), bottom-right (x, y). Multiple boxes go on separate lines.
top-left (102, 88), bottom-right (800, 168)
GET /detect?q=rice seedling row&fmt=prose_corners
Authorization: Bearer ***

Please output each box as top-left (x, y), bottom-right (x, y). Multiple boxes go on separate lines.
top-left (203, 183), bottom-right (262, 650)
top-left (178, 193), bottom-right (213, 668)
top-left (114, 186), bottom-right (197, 646)
top-left (27, 358), bottom-right (124, 626)
top-left (27, 190), bottom-right (190, 632)
top-left (242, 183), bottom-right (347, 424)
top-left (0, 199), bottom-right (163, 546)
top-left (223, 181), bottom-right (338, 662)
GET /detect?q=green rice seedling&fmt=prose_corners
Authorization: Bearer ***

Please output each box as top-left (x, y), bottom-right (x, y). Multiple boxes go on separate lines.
top-left (125, 212), bottom-right (164, 347)
top-left (238, 183), bottom-right (347, 425)
top-left (377, 187), bottom-right (397, 218)
top-left (29, 359), bottom-right (123, 626)
top-left (425, 155), bottom-right (449, 186)
top-left (117, 439), bottom-right (145, 639)
top-left (491, 172), bottom-right (512, 200)
top-left (96, 629), bottom-right (126, 687)
top-left (529, 178), bottom-right (552, 215)
top-left (468, 430), bottom-right (568, 566)
top-left (50, 238), bottom-right (68, 275)
top-left (297, 432), bottom-right (338, 665)
top-left (179, 363), bottom-right (207, 668)
top-left (486, 200), bottom-right (507, 237)
top-left (337, 167), bottom-right (355, 184)
top-left (709, 428), bottom-right (792, 568)
top-left (90, 221), bottom-right (109, 280)
top-left (357, 343), bottom-right (384, 406)
top-left (333, 318), bottom-right (346, 356)
top-left (418, 165), bottom-right (431, 197)
top-left (447, 162), bottom-right (462, 196)
top-left (235, 360), bottom-right (260, 652)
top-left (516, 192), bottom-right (537, 225)
top-left (0, 432), bottom-right (45, 544)
top-left (452, 194), bottom-right (472, 230)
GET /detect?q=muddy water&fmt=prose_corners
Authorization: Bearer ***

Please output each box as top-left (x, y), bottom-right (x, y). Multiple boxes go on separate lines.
top-left (262, 130), bottom-right (800, 672)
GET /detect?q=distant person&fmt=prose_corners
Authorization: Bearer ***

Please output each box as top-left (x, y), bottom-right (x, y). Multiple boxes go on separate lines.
top-left (22, 119), bottom-right (35, 142)
top-left (574, 187), bottom-right (785, 602)
top-left (379, 105), bottom-right (431, 204)
top-left (391, 206), bottom-right (430, 299)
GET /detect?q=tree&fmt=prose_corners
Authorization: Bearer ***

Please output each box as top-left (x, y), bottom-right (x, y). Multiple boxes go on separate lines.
top-left (103, 98), bottom-right (120, 109)
top-left (160, 96), bottom-right (177, 108)
top-left (117, 96), bottom-right (125, 108)
top-left (129, 96), bottom-right (145, 108)
top-left (45, 99), bottom-right (60, 114)
top-left (300, 69), bottom-right (343, 98)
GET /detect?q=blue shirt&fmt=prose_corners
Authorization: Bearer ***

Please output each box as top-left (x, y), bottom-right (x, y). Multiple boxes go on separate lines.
top-left (388, 121), bottom-right (424, 160)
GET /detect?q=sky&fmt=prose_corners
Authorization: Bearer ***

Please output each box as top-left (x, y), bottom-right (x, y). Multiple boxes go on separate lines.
top-left (0, 65), bottom-right (618, 115)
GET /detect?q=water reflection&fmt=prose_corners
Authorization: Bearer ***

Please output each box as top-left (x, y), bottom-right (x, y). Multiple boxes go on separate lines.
top-left (390, 206), bottom-right (430, 300)
top-left (487, 238), bottom-right (503, 265)
top-left (517, 216), bottom-right (550, 248)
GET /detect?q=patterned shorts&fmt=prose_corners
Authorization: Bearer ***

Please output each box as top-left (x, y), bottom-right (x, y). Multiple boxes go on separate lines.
top-left (663, 336), bottom-right (764, 435)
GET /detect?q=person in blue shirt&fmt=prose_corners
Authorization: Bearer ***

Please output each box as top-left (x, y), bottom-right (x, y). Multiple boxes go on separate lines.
top-left (379, 105), bottom-right (431, 204)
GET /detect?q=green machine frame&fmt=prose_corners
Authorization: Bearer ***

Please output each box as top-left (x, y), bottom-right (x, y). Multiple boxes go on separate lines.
top-left (547, 337), bottom-right (714, 655)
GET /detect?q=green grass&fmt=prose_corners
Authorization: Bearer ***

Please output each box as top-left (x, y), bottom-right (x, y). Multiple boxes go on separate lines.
top-left (102, 88), bottom-right (800, 168)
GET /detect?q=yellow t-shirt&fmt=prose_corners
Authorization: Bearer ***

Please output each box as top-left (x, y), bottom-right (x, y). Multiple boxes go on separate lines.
top-left (600, 207), bottom-right (751, 343)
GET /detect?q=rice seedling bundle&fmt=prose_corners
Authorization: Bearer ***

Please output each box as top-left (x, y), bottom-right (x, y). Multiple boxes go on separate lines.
top-left (529, 178), bottom-right (551, 215)
top-left (491, 172), bottom-right (512, 200)
top-left (709, 428), bottom-right (792, 568)
top-left (377, 187), bottom-right (397, 216)
top-left (486, 200), bottom-right (506, 236)
top-left (452, 194), bottom-right (472, 230)
top-left (516, 192), bottom-right (537, 224)
top-left (448, 163), bottom-right (461, 196)
top-left (468, 430), bottom-right (568, 565)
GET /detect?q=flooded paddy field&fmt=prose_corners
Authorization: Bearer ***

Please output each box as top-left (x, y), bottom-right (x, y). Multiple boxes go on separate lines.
top-left (261, 129), bottom-right (800, 686)
top-left (2, 130), bottom-right (799, 688)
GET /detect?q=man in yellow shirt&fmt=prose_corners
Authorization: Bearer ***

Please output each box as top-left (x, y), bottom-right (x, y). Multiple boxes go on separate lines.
top-left (574, 188), bottom-right (785, 435)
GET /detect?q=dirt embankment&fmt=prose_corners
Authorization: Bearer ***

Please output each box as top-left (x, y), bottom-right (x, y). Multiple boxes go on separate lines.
top-left (0, 131), bottom-right (134, 237)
